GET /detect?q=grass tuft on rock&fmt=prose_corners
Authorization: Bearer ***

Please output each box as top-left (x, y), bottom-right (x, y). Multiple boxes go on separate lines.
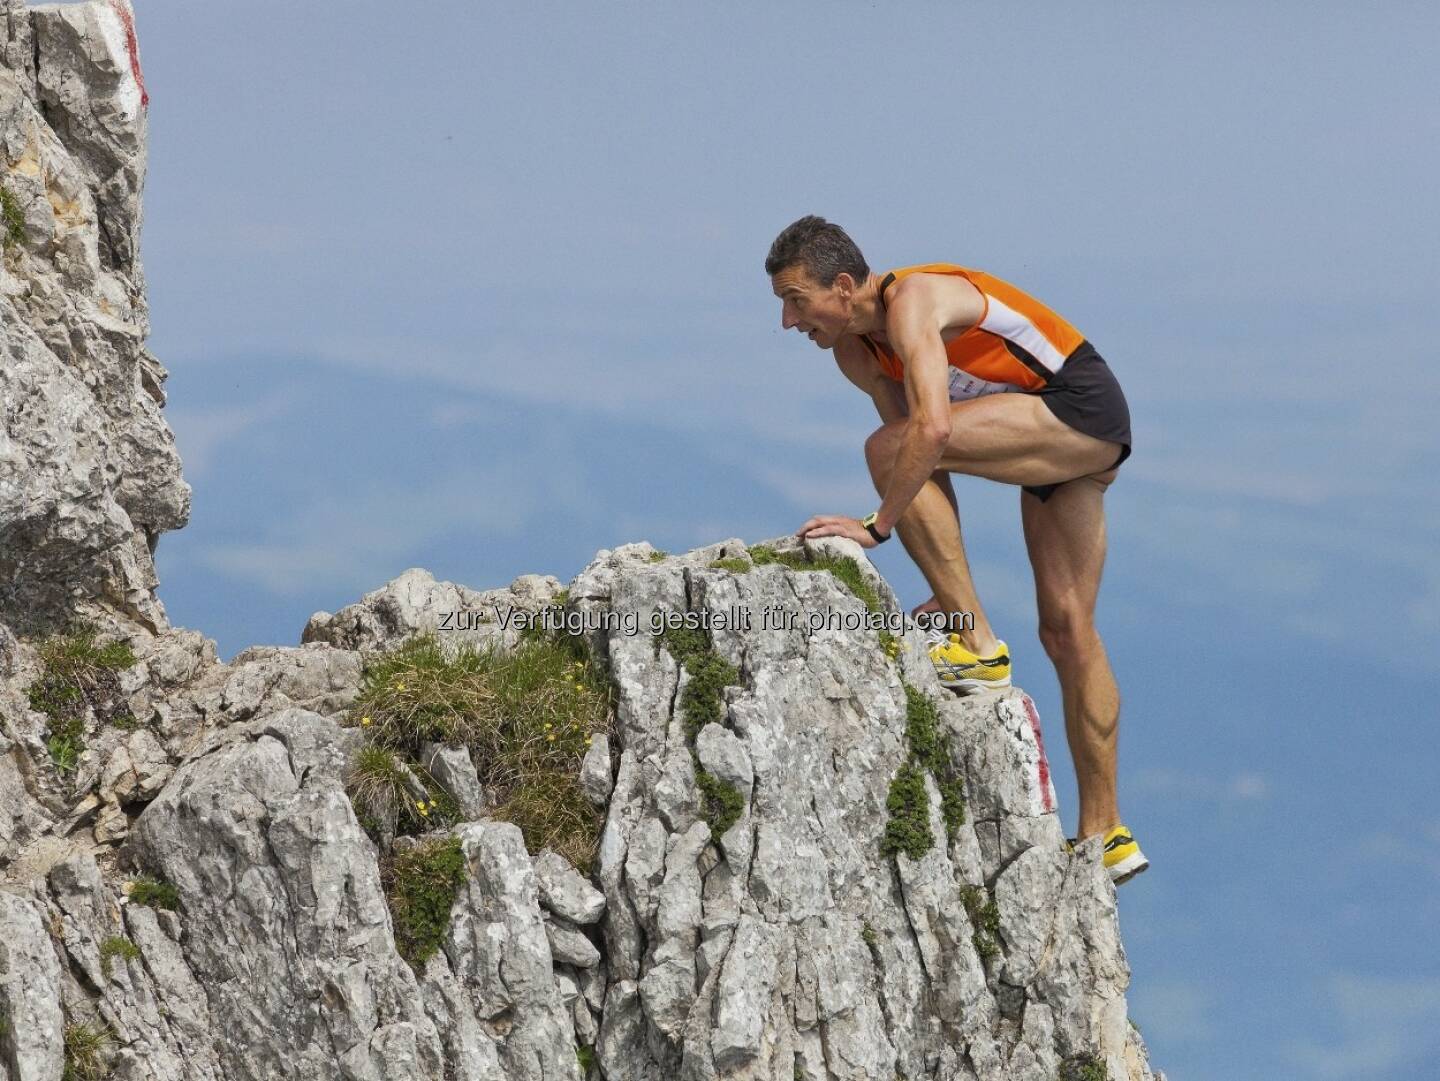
top-left (62, 1021), bottom-right (112, 1081)
top-left (384, 834), bottom-right (467, 970)
top-left (127, 875), bottom-right (179, 911)
top-left (1, 184), bottom-right (23, 249)
top-left (489, 769), bottom-right (600, 871)
top-left (576, 1044), bottom-right (597, 1074)
top-left (26, 622), bottom-right (138, 776)
top-left (877, 629), bottom-right (901, 663)
top-left (348, 630), bottom-right (609, 868)
top-left (749, 545), bottom-right (882, 613)
top-left (657, 626), bottom-right (738, 740)
top-left (882, 683), bottom-right (967, 860)
top-left (960, 885), bottom-right (1001, 963)
top-left (98, 935), bottom-right (140, 979)
top-left (708, 557), bottom-right (752, 573)
top-left (937, 777), bottom-right (967, 840)
top-left (1058, 1053), bottom-right (1110, 1081)
top-left (696, 768), bottom-right (745, 840)
top-left (655, 623), bottom-right (751, 842)
top-left (903, 684), bottom-right (967, 839)
top-left (903, 685), bottom-right (945, 771)
top-left (881, 763), bottom-right (933, 860)
top-left (346, 745), bottom-right (462, 844)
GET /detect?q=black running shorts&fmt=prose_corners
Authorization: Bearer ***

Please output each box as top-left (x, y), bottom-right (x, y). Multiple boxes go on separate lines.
top-left (1021, 341), bottom-right (1132, 503)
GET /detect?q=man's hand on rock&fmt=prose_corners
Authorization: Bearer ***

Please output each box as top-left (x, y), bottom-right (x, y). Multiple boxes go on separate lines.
top-left (796, 514), bottom-right (878, 549)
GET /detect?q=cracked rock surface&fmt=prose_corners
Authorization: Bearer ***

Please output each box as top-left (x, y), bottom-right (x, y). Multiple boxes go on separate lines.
top-left (0, 5), bottom-right (1162, 1079)
top-left (2, 0), bottom-right (188, 637)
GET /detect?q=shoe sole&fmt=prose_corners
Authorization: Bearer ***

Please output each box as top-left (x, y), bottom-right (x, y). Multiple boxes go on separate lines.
top-left (939, 676), bottom-right (1012, 693)
top-left (1107, 852), bottom-right (1150, 885)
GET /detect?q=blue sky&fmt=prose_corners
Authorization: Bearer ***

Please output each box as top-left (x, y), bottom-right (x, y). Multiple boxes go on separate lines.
top-left (115, 2), bottom-right (1440, 1077)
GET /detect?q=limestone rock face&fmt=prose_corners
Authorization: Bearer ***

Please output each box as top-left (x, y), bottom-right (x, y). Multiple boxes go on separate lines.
top-left (0, 548), bottom-right (1162, 1081)
top-left (1, 0), bottom-right (187, 636)
top-left (0, 6), bottom-right (1163, 1079)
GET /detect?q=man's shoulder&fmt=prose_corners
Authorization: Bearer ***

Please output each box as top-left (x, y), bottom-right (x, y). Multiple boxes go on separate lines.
top-left (884, 267), bottom-right (985, 331)
top-left (886, 265), bottom-right (977, 301)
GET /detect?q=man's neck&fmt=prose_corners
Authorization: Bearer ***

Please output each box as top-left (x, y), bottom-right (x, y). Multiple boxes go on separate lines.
top-left (847, 272), bottom-right (887, 337)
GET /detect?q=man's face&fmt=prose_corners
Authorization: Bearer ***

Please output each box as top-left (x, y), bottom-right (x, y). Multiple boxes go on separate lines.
top-left (771, 264), bottom-right (852, 349)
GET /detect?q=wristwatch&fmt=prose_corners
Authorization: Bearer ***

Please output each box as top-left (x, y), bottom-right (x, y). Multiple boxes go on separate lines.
top-left (861, 511), bottom-right (890, 544)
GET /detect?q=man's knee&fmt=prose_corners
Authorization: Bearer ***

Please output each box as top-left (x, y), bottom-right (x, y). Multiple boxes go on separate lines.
top-left (1036, 607), bottom-right (1101, 664)
top-left (864, 422), bottom-right (902, 473)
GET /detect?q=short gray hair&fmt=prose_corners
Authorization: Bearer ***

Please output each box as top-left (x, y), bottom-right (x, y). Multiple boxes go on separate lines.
top-left (764, 215), bottom-right (869, 286)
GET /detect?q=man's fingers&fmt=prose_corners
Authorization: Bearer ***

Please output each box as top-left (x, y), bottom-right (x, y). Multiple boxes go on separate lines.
top-left (797, 514), bottom-right (840, 537)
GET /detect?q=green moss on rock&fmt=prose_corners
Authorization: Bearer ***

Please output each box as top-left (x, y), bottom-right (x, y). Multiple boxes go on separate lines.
top-left (384, 835), bottom-right (467, 970)
top-left (1058, 1053), bottom-right (1109, 1081)
top-left (708, 557), bottom-right (753, 573)
top-left (883, 683), bottom-right (967, 858)
top-left (881, 763), bottom-right (933, 860)
top-left (26, 623), bottom-right (138, 776)
top-left (1, 184), bottom-right (24, 249)
top-left (98, 936), bottom-right (140, 978)
top-left (576, 1045), bottom-right (597, 1073)
top-left (128, 875), bottom-right (179, 911)
top-left (960, 885), bottom-right (1001, 963)
top-left (749, 545), bottom-right (882, 613)
top-left (657, 626), bottom-right (738, 739)
top-left (697, 768), bottom-right (745, 839)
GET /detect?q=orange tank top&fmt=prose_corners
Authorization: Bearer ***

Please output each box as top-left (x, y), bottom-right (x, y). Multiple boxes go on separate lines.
top-left (859, 263), bottom-right (1087, 395)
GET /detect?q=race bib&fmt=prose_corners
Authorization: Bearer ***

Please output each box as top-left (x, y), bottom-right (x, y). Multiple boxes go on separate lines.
top-left (948, 367), bottom-right (1022, 401)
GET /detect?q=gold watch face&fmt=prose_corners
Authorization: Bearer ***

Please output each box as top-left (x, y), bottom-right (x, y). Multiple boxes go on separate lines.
top-left (862, 512), bottom-right (878, 527)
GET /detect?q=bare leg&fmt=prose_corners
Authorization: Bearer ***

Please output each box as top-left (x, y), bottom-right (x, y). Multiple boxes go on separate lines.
top-left (865, 444), bottom-right (999, 654)
top-left (1020, 470), bottom-right (1122, 839)
top-left (908, 473), bottom-right (958, 620)
top-left (864, 392), bottom-right (1117, 654)
top-left (871, 391), bottom-right (1122, 488)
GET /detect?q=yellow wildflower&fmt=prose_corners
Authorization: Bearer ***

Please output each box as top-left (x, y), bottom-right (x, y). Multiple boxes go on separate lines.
top-left (575, 683), bottom-right (586, 692)
top-left (360, 715), bottom-right (373, 726)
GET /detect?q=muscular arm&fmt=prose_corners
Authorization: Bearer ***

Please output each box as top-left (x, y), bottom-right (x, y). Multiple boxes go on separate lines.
top-left (834, 330), bottom-right (962, 530)
top-left (866, 274), bottom-right (985, 534)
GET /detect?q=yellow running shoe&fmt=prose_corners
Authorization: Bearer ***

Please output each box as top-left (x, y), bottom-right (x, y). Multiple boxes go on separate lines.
top-left (925, 631), bottom-right (1012, 691)
top-left (1101, 825), bottom-right (1149, 885)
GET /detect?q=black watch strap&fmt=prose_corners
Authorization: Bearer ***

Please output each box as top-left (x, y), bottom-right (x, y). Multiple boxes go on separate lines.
top-left (861, 511), bottom-right (890, 544)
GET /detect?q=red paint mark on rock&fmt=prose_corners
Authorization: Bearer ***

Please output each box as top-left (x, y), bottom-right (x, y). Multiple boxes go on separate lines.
top-left (107, 0), bottom-right (148, 108)
top-left (1021, 693), bottom-right (1056, 814)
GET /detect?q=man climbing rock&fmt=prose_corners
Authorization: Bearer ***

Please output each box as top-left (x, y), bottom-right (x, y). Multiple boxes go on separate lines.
top-left (767, 215), bottom-right (1147, 884)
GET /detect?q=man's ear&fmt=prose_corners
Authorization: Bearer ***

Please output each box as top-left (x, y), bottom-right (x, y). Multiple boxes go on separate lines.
top-left (833, 271), bottom-right (856, 296)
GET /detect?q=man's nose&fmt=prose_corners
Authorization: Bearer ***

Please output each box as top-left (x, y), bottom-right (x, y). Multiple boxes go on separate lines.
top-left (781, 306), bottom-right (798, 330)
